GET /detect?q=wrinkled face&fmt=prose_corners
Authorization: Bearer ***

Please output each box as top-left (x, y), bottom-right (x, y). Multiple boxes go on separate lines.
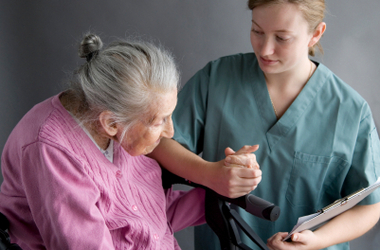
top-left (250, 3), bottom-right (312, 75)
top-left (120, 88), bottom-right (177, 156)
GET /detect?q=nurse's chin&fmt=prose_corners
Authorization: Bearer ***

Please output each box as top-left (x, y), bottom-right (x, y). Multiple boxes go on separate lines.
top-left (258, 62), bottom-right (280, 73)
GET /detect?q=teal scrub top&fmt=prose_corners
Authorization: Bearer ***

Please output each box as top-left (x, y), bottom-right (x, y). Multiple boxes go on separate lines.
top-left (172, 53), bottom-right (380, 250)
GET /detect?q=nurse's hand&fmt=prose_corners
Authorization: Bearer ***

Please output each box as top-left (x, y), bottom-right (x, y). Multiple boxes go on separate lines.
top-left (267, 230), bottom-right (320, 250)
top-left (208, 145), bottom-right (262, 198)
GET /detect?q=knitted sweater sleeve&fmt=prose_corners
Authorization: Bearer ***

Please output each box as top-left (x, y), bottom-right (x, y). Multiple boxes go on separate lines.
top-left (20, 141), bottom-right (114, 250)
top-left (165, 187), bottom-right (206, 232)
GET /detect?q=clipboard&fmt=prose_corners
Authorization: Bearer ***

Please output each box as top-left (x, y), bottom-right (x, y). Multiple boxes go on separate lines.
top-left (283, 177), bottom-right (380, 241)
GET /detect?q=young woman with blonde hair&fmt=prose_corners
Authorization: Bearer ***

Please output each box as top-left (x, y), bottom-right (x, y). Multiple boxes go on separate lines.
top-left (150, 1), bottom-right (380, 249)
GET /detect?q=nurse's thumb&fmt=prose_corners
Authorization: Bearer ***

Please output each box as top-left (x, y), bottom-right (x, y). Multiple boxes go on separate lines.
top-left (235, 144), bottom-right (259, 155)
top-left (224, 147), bottom-right (235, 157)
top-left (291, 233), bottom-right (304, 243)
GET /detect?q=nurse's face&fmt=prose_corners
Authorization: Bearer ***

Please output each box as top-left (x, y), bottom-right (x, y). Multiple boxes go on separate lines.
top-left (250, 3), bottom-right (312, 75)
top-left (120, 88), bottom-right (177, 156)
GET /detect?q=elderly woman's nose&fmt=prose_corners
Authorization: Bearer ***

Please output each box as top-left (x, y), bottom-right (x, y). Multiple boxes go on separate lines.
top-left (162, 118), bottom-right (174, 138)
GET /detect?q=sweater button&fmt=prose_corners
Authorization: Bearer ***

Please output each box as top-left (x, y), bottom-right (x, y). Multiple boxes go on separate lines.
top-left (132, 205), bottom-right (138, 211)
top-left (116, 170), bottom-right (123, 178)
top-left (154, 234), bottom-right (159, 240)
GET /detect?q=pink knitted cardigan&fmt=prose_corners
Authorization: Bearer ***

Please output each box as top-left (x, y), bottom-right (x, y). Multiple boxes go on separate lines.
top-left (0, 94), bottom-right (205, 249)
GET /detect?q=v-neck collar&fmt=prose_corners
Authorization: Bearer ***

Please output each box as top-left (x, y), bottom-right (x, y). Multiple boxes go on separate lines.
top-left (251, 61), bottom-right (331, 151)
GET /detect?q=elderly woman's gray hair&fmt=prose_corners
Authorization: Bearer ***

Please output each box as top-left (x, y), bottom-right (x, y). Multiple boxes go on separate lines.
top-left (69, 33), bottom-right (180, 139)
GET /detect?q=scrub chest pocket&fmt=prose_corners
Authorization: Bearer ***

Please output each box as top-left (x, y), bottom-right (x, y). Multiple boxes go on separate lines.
top-left (286, 151), bottom-right (350, 209)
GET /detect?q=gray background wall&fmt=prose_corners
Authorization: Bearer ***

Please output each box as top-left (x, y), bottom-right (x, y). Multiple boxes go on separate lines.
top-left (1, 1), bottom-right (379, 249)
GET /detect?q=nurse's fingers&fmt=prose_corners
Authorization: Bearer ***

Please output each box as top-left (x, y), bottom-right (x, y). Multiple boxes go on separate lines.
top-left (224, 166), bottom-right (262, 190)
top-left (267, 232), bottom-right (289, 250)
top-left (228, 164), bottom-right (262, 178)
top-left (212, 158), bottom-right (262, 198)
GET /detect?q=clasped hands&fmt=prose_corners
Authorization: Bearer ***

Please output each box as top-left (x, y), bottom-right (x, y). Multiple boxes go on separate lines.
top-left (208, 144), bottom-right (262, 198)
top-left (208, 145), bottom-right (320, 250)
top-left (208, 145), bottom-right (324, 250)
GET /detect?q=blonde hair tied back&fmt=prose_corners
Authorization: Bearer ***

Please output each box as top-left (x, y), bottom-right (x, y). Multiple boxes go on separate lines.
top-left (247, 0), bottom-right (325, 56)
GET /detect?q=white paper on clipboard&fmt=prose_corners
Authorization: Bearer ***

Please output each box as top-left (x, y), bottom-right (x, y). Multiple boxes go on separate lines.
top-left (283, 177), bottom-right (380, 241)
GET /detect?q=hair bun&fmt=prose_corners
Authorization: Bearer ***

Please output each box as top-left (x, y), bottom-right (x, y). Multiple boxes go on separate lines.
top-left (79, 33), bottom-right (103, 62)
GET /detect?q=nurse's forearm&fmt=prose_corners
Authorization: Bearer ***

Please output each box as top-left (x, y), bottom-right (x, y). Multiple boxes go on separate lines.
top-left (149, 138), bottom-right (212, 186)
top-left (149, 138), bottom-right (261, 198)
top-left (313, 202), bottom-right (380, 248)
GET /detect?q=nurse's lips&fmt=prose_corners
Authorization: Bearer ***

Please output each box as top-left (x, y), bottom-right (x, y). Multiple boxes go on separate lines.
top-left (260, 56), bottom-right (278, 65)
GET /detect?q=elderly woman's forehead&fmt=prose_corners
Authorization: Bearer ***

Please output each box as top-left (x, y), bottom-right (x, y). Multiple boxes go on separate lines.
top-left (145, 88), bottom-right (176, 119)
top-left (140, 96), bottom-right (165, 122)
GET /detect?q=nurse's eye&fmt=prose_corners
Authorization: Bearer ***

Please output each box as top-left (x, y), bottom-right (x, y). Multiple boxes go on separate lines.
top-left (276, 36), bottom-right (290, 42)
top-left (251, 28), bottom-right (263, 35)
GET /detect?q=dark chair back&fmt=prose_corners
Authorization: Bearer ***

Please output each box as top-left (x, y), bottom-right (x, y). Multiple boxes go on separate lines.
top-left (0, 213), bottom-right (22, 250)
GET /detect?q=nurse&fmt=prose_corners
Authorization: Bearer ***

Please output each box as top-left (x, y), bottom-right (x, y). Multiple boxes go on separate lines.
top-left (149, 0), bottom-right (380, 249)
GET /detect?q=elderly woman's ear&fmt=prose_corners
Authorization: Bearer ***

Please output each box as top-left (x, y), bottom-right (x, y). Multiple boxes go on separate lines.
top-left (99, 111), bottom-right (118, 137)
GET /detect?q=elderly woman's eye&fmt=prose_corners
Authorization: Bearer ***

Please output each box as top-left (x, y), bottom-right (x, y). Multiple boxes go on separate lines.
top-left (154, 118), bottom-right (166, 127)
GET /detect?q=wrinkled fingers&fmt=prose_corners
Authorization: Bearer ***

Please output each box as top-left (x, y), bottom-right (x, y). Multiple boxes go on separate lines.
top-left (225, 154), bottom-right (259, 169)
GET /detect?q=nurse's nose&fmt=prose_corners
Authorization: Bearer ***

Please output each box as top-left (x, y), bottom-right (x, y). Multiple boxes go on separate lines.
top-left (260, 37), bottom-right (275, 57)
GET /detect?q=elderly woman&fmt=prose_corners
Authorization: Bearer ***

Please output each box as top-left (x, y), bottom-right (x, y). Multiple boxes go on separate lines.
top-left (0, 34), bottom-right (206, 249)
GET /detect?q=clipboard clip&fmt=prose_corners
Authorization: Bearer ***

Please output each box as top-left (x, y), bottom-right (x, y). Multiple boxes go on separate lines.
top-left (318, 188), bottom-right (365, 213)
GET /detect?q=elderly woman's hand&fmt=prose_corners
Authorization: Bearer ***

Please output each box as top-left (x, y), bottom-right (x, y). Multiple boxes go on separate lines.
top-left (207, 145), bottom-right (262, 198)
top-left (224, 145), bottom-right (260, 169)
